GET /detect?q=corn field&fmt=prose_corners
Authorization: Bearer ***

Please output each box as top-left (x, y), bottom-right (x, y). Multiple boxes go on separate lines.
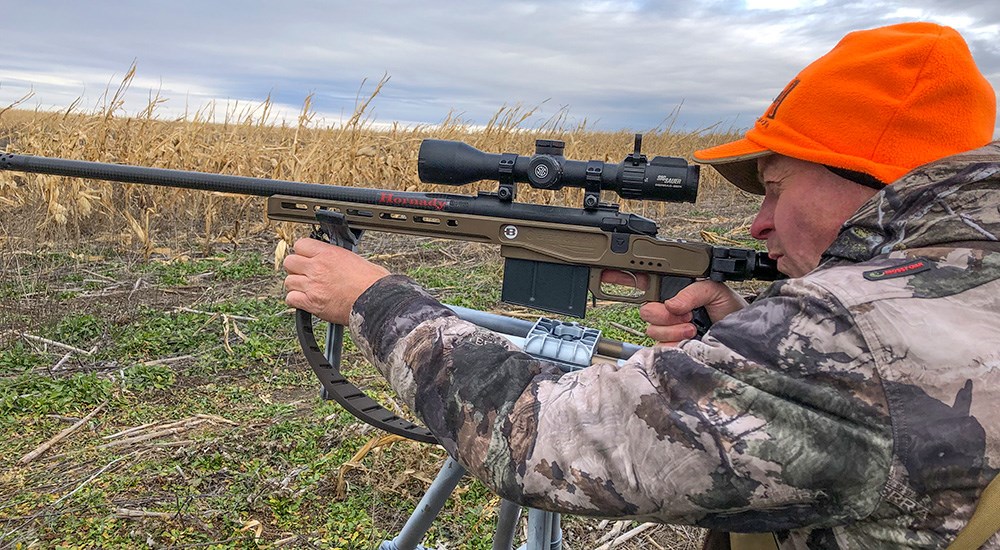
top-left (0, 71), bottom-right (746, 258)
top-left (0, 74), bottom-right (758, 549)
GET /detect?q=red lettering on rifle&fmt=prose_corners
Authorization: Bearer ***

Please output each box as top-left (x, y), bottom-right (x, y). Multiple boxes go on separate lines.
top-left (378, 192), bottom-right (448, 211)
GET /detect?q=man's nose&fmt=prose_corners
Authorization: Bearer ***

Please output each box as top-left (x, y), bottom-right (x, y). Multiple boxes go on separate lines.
top-left (749, 209), bottom-right (774, 240)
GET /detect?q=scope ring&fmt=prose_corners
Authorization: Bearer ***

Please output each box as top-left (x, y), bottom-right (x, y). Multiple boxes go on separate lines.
top-left (294, 309), bottom-right (438, 444)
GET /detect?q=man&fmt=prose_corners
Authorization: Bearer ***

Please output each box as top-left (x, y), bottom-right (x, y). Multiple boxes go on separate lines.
top-left (284, 22), bottom-right (1000, 548)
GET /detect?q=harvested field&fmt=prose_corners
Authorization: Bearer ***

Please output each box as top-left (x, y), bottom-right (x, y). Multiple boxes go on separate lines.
top-left (0, 87), bottom-right (764, 549)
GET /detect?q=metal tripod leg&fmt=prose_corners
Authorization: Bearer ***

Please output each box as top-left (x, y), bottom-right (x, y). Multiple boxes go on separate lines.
top-left (550, 514), bottom-right (563, 550)
top-left (378, 457), bottom-right (467, 550)
top-left (493, 500), bottom-right (522, 550)
top-left (322, 325), bottom-right (560, 550)
top-left (523, 509), bottom-right (562, 550)
top-left (375, 457), bottom-right (564, 550)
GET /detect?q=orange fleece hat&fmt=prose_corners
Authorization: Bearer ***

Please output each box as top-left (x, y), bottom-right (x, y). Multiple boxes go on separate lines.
top-left (694, 22), bottom-right (997, 194)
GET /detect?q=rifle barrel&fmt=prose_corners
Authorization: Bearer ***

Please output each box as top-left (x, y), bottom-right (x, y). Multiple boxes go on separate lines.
top-left (0, 152), bottom-right (660, 235)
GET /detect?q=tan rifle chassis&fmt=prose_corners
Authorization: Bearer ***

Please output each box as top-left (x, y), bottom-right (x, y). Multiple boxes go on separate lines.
top-left (268, 195), bottom-right (715, 310)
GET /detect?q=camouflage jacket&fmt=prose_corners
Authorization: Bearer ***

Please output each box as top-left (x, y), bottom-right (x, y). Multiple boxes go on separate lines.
top-left (349, 142), bottom-right (1000, 549)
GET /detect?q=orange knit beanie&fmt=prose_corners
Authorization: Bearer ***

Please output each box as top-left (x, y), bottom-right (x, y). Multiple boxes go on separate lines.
top-left (693, 22), bottom-right (997, 194)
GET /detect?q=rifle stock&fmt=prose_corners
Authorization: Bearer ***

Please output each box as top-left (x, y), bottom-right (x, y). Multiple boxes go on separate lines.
top-left (266, 193), bottom-right (738, 316)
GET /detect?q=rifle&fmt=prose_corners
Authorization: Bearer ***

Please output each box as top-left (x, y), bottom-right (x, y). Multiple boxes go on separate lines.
top-left (0, 135), bottom-right (780, 444)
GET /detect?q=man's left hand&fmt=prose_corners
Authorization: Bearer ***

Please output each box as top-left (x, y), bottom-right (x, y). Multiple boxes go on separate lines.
top-left (283, 238), bottom-right (390, 325)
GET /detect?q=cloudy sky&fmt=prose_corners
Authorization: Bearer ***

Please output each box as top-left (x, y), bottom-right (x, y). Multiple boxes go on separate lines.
top-left (2, 1), bottom-right (999, 135)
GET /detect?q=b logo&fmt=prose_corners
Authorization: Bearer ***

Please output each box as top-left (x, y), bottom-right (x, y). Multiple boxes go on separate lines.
top-left (765, 79), bottom-right (800, 119)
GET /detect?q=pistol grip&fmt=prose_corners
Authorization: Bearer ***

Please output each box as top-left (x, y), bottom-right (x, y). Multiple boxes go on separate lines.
top-left (657, 276), bottom-right (711, 340)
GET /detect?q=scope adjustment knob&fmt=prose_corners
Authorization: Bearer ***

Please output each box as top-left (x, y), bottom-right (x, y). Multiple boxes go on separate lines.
top-left (619, 164), bottom-right (646, 200)
top-left (527, 155), bottom-right (562, 189)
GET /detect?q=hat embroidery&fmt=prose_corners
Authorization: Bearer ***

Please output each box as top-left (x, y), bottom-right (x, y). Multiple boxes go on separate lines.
top-left (764, 79), bottom-right (800, 120)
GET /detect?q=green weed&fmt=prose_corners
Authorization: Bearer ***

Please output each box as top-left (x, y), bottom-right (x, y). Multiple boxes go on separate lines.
top-left (0, 341), bottom-right (49, 375)
top-left (406, 264), bottom-right (502, 311)
top-left (136, 252), bottom-right (272, 286)
top-left (1, 244), bottom-right (698, 549)
top-left (0, 372), bottom-right (113, 417)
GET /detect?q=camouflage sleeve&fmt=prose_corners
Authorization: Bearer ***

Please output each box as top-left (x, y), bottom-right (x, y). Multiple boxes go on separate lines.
top-left (349, 274), bottom-right (893, 530)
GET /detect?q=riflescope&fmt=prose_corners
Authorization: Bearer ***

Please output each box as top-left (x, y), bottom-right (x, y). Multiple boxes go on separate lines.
top-left (418, 134), bottom-right (699, 209)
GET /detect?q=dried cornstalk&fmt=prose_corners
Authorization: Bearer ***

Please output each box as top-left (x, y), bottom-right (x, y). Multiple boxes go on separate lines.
top-left (98, 417), bottom-right (206, 448)
top-left (335, 433), bottom-right (407, 498)
top-left (596, 522), bottom-right (657, 550)
top-left (19, 401), bottom-right (107, 464)
top-left (115, 508), bottom-right (175, 520)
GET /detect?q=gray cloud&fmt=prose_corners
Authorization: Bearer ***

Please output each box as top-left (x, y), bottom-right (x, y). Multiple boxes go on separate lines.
top-left (1, 0), bottom-right (998, 135)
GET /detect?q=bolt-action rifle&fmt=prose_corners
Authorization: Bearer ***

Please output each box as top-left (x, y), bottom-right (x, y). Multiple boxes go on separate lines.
top-left (0, 135), bottom-right (780, 444)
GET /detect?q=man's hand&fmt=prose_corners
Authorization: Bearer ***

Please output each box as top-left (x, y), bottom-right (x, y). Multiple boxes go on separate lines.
top-left (640, 280), bottom-right (748, 344)
top-left (602, 270), bottom-right (747, 345)
top-left (283, 238), bottom-right (390, 325)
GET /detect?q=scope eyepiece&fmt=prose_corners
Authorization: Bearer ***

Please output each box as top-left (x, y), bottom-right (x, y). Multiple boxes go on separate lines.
top-left (417, 136), bottom-right (699, 208)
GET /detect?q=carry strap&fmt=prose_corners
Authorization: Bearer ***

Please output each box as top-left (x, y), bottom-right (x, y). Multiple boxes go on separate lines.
top-left (948, 473), bottom-right (1000, 549)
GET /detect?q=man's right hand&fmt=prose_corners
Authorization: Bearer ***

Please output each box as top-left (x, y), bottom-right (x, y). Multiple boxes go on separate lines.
top-left (640, 280), bottom-right (748, 345)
